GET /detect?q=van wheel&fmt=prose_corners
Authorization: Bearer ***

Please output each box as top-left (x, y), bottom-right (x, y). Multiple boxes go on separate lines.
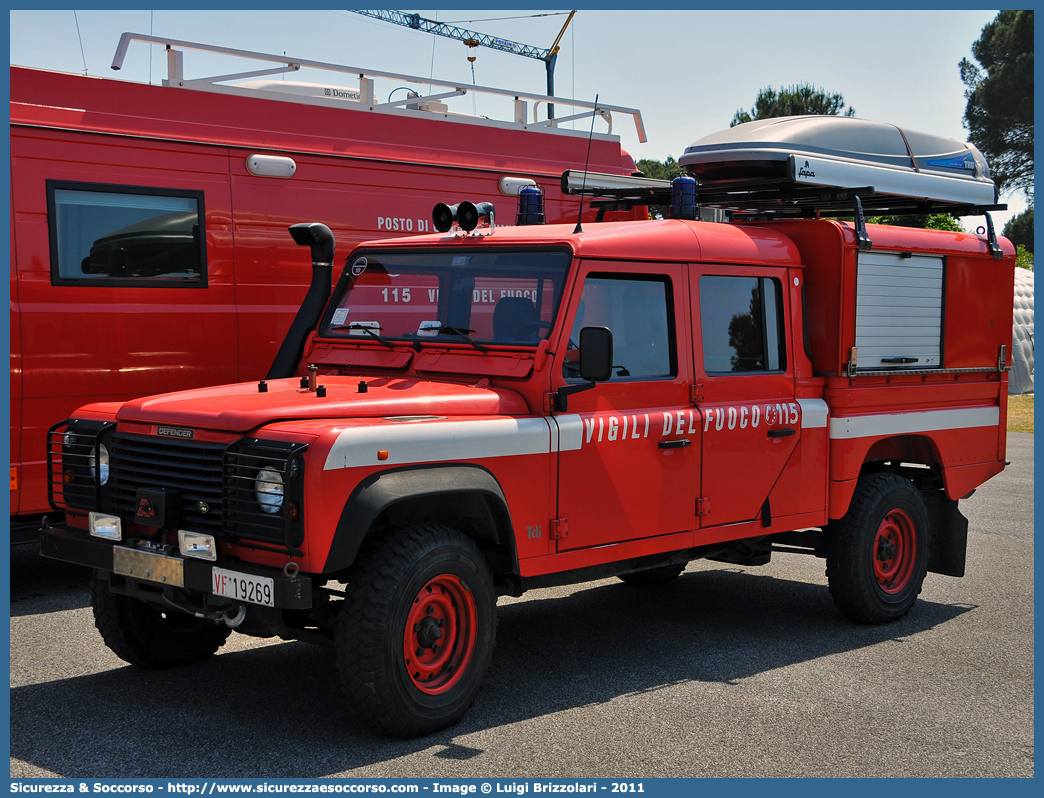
top-left (618, 563), bottom-right (686, 585)
top-left (90, 575), bottom-right (231, 668)
top-left (337, 525), bottom-right (497, 737)
top-left (826, 473), bottom-right (929, 624)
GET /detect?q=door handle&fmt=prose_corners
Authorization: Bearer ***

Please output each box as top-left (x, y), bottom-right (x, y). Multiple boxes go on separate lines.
top-left (658, 439), bottom-right (692, 449)
top-left (767, 428), bottom-right (796, 438)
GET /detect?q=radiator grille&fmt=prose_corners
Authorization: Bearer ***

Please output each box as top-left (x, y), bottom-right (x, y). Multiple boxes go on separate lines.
top-left (109, 434), bottom-right (227, 533)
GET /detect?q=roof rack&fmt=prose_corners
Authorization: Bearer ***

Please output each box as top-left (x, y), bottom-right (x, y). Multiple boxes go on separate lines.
top-left (562, 169), bottom-right (1008, 257)
top-left (110, 32), bottom-right (647, 143)
top-left (561, 171), bottom-right (1006, 219)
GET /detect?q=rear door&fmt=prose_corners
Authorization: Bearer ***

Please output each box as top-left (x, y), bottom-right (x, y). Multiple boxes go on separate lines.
top-left (691, 266), bottom-right (800, 530)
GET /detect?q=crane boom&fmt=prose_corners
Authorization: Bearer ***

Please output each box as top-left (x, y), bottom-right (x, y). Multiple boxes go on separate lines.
top-left (353, 10), bottom-right (555, 61)
top-left (351, 10), bottom-right (576, 112)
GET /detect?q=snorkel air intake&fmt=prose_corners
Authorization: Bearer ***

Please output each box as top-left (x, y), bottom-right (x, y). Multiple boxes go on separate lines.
top-left (266, 223), bottom-right (334, 380)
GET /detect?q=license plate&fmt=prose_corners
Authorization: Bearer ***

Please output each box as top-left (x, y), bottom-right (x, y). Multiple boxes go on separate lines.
top-left (113, 547), bottom-right (184, 587)
top-left (212, 567), bottom-right (275, 608)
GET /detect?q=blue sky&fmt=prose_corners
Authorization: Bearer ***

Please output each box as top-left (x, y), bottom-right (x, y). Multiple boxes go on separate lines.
top-left (9, 8), bottom-right (1025, 227)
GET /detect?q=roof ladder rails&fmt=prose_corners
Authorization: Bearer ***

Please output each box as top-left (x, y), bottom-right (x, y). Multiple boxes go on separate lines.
top-left (853, 195), bottom-right (873, 251)
top-left (983, 212), bottom-right (1004, 259)
top-left (108, 32), bottom-right (648, 142)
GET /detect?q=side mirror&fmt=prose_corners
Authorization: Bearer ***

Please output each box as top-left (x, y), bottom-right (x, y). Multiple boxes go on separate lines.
top-left (578, 326), bottom-right (613, 382)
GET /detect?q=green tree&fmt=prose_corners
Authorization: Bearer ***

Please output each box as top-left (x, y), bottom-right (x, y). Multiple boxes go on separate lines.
top-left (869, 214), bottom-right (964, 232)
top-left (1003, 206), bottom-right (1033, 252)
top-left (635, 156), bottom-right (683, 182)
top-left (1015, 245), bottom-right (1033, 271)
top-left (636, 156), bottom-right (683, 219)
top-left (960, 10), bottom-right (1033, 197)
top-left (731, 84), bottom-right (855, 127)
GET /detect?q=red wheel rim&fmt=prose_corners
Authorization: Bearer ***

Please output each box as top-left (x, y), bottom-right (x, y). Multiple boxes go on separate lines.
top-left (873, 509), bottom-right (917, 594)
top-left (402, 575), bottom-right (478, 695)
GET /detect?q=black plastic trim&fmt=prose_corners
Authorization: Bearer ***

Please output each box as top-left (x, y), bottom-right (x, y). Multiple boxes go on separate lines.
top-left (519, 544), bottom-right (728, 592)
top-left (322, 463), bottom-right (517, 575)
top-left (39, 526), bottom-right (312, 610)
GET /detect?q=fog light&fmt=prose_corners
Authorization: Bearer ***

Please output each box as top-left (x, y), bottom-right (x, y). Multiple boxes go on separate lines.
top-left (178, 530), bottom-right (217, 561)
top-left (89, 512), bottom-right (122, 541)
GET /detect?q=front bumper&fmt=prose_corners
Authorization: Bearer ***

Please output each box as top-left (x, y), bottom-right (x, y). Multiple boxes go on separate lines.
top-left (40, 525), bottom-right (312, 610)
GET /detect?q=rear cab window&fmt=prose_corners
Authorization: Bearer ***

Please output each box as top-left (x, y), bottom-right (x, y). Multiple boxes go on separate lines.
top-left (699, 274), bottom-right (786, 374)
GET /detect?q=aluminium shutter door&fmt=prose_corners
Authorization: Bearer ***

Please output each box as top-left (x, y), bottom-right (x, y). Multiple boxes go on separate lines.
top-left (855, 252), bottom-right (943, 370)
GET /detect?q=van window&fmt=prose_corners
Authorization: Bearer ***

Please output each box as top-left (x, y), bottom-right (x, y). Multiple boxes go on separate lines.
top-left (700, 275), bottom-right (786, 373)
top-left (565, 274), bottom-right (675, 381)
top-left (47, 181), bottom-right (207, 287)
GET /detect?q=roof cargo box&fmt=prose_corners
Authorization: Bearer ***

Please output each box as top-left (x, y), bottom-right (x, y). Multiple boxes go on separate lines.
top-left (679, 116), bottom-right (998, 210)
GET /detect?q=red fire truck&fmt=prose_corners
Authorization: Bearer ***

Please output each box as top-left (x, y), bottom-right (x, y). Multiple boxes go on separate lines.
top-left (41, 116), bottom-right (1013, 737)
top-left (9, 33), bottom-right (645, 538)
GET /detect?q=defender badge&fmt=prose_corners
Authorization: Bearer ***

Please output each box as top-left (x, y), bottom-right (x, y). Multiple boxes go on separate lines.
top-left (157, 426), bottom-right (194, 440)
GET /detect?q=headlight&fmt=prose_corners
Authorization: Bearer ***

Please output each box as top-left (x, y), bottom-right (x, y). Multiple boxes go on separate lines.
top-left (89, 443), bottom-right (110, 486)
top-left (255, 468), bottom-right (284, 514)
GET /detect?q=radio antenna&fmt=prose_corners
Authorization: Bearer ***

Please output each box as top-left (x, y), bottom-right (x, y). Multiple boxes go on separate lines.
top-left (573, 93), bottom-right (598, 235)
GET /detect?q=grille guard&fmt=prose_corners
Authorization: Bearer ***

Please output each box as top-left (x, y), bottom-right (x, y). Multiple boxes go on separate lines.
top-left (223, 438), bottom-right (309, 556)
top-left (50, 423), bottom-right (308, 558)
top-left (47, 419), bottom-right (117, 516)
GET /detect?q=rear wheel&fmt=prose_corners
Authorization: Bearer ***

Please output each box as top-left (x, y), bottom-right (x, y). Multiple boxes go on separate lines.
top-left (337, 525), bottom-right (497, 737)
top-left (618, 563), bottom-right (686, 586)
top-left (827, 473), bottom-right (929, 624)
top-left (90, 575), bottom-right (231, 668)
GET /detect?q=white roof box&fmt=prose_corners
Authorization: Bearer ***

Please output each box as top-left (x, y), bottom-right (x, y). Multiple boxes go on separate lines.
top-left (679, 116), bottom-right (998, 209)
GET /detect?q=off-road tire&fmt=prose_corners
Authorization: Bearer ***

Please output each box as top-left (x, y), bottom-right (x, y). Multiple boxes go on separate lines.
top-left (337, 524), bottom-right (497, 737)
top-left (826, 473), bottom-right (929, 624)
top-left (618, 563), bottom-right (686, 586)
top-left (90, 574), bottom-right (231, 668)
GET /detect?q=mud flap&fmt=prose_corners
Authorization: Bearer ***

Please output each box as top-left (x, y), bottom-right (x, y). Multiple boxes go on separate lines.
top-left (923, 490), bottom-right (969, 578)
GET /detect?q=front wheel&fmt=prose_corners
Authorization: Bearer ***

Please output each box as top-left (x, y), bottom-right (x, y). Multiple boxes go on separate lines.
top-left (90, 575), bottom-right (231, 668)
top-left (337, 525), bottom-right (497, 737)
top-left (826, 473), bottom-right (929, 624)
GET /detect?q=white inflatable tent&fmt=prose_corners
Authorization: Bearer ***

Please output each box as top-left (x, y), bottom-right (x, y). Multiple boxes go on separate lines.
top-left (1011, 268), bottom-right (1034, 395)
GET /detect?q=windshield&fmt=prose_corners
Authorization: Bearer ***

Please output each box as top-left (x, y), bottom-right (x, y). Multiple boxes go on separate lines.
top-left (320, 248), bottom-right (571, 346)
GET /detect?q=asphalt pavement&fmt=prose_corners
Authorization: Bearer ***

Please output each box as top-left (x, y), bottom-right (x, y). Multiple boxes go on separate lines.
top-left (9, 433), bottom-right (1034, 778)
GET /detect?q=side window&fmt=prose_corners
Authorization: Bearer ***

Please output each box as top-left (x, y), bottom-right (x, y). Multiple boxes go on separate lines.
top-left (47, 181), bottom-right (207, 287)
top-left (700, 275), bottom-right (786, 373)
top-left (565, 274), bottom-right (675, 381)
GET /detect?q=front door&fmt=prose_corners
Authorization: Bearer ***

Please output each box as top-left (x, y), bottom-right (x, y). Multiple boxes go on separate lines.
top-left (552, 262), bottom-right (699, 552)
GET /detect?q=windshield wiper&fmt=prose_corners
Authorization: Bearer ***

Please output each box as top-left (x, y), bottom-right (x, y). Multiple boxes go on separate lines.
top-left (337, 322), bottom-right (396, 350)
top-left (431, 326), bottom-right (488, 354)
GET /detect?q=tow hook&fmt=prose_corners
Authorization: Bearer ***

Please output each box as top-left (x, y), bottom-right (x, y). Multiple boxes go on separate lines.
top-left (222, 604), bottom-right (247, 628)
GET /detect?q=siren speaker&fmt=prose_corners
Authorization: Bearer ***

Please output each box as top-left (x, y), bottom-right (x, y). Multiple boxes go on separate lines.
top-left (432, 203), bottom-right (458, 233)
